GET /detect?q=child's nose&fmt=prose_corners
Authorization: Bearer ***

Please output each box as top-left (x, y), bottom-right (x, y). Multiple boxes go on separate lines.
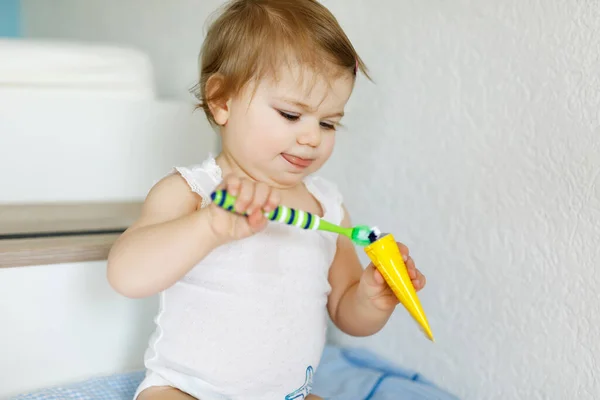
top-left (297, 125), bottom-right (322, 147)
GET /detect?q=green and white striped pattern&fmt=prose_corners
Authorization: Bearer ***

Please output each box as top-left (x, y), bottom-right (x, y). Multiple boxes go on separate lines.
top-left (210, 189), bottom-right (321, 230)
top-left (264, 202), bottom-right (320, 230)
top-left (210, 188), bottom-right (379, 246)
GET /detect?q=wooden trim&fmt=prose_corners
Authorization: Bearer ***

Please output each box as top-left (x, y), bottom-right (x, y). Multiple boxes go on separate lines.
top-left (0, 234), bottom-right (122, 268)
top-left (0, 202), bottom-right (141, 236)
top-left (0, 202), bottom-right (142, 268)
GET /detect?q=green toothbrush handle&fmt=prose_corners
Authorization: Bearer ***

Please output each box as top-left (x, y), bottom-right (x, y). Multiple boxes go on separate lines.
top-left (210, 189), bottom-right (370, 245)
top-left (211, 189), bottom-right (331, 231)
top-left (314, 218), bottom-right (354, 237)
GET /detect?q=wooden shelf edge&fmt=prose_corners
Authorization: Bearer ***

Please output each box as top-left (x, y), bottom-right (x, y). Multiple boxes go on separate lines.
top-left (0, 233), bottom-right (121, 268)
top-left (0, 201), bottom-right (142, 236)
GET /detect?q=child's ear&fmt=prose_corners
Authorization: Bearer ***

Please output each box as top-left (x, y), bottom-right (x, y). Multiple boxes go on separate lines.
top-left (205, 74), bottom-right (231, 126)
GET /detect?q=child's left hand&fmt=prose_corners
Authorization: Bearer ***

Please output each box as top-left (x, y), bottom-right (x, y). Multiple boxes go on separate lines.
top-left (358, 242), bottom-right (426, 312)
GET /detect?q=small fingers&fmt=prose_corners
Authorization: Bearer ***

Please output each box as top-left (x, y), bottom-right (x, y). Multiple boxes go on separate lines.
top-left (373, 267), bottom-right (385, 285)
top-left (234, 179), bottom-right (255, 214)
top-left (362, 264), bottom-right (379, 287)
top-left (220, 174), bottom-right (241, 195)
top-left (264, 189), bottom-right (280, 213)
top-left (396, 242), bottom-right (409, 261)
top-left (248, 182), bottom-right (270, 215)
top-left (402, 252), bottom-right (425, 290)
top-left (412, 270), bottom-right (426, 291)
top-left (247, 210), bottom-right (268, 232)
top-left (405, 256), bottom-right (417, 279)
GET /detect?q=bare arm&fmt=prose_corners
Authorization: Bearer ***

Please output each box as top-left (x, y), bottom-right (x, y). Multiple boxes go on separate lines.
top-left (327, 206), bottom-right (426, 336)
top-left (107, 173), bottom-right (222, 298)
top-left (326, 206), bottom-right (394, 336)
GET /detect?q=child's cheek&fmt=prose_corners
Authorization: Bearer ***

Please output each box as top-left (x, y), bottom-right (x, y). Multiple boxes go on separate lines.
top-left (318, 134), bottom-right (336, 160)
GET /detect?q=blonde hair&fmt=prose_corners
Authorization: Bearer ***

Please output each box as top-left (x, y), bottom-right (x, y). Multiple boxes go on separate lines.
top-left (194, 0), bottom-right (369, 125)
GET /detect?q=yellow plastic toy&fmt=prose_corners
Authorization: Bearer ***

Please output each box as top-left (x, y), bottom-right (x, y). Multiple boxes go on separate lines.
top-left (209, 189), bottom-right (434, 340)
top-left (364, 233), bottom-right (434, 341)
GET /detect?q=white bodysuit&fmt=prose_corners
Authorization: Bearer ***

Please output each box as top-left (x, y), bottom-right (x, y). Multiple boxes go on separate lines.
top-left (134, 155), bottom-right (344, 400)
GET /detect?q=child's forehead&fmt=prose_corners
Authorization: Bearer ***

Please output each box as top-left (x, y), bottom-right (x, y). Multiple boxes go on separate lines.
top-left (261, 64), bottom-right (354, 105)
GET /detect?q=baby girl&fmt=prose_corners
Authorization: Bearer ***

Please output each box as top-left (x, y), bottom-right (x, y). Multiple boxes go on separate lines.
top-left (107, 1), bottom-right (426, 399)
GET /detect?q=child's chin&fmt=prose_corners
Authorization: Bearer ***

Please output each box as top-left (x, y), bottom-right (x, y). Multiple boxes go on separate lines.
top-left (273, 171), bottom-right (309, 187)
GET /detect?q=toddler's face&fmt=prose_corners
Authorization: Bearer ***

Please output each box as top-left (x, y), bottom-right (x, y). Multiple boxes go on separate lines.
top-left (220, 65), bottom-right (354, 188)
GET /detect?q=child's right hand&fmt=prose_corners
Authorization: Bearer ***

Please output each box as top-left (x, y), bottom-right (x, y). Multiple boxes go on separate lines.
top-left (207, 175), bottom-right (281, 243)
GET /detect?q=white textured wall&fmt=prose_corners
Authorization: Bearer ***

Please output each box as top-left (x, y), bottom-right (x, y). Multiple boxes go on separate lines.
top-left (322, 1), bottom-right (600, 399)
top-left (19, 1), bottom-right (600, 399)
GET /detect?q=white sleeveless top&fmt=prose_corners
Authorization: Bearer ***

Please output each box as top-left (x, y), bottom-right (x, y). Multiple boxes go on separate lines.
top-left (141, 155), bottom-right (344, 400)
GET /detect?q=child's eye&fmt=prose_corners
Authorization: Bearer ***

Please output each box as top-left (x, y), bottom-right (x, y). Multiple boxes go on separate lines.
top-left (320, 122), bottom-right (336, 131)
top-left (278, 110), bottom-right (300, 121)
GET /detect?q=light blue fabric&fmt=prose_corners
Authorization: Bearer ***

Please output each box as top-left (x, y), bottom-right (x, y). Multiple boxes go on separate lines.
top-left (313, 346), bottom-right (459, 400)
top-left (10, 371), bottom-right (145, 400)
top-left (10, 346), bottom-right (458, 400)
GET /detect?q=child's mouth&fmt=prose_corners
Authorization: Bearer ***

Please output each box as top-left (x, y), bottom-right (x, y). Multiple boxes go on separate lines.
top-left (281, 153), bottom-right (314, 168)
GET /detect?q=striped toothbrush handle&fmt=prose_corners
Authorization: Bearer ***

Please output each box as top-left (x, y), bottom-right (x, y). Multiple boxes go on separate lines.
top-left (210, 189), bottom-right (321, 230)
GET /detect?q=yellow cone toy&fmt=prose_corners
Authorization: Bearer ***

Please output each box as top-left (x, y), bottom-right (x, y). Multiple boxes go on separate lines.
top-left (364, 233), bottom-right (434, 341)
top-left (209, 190), bottom-right (434, 340)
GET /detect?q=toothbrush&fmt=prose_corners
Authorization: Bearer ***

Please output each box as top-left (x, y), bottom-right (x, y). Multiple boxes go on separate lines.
top-left (210, 189), bottom-right (380, 246)
top-left (211, 189), bottom-right (434, 340)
